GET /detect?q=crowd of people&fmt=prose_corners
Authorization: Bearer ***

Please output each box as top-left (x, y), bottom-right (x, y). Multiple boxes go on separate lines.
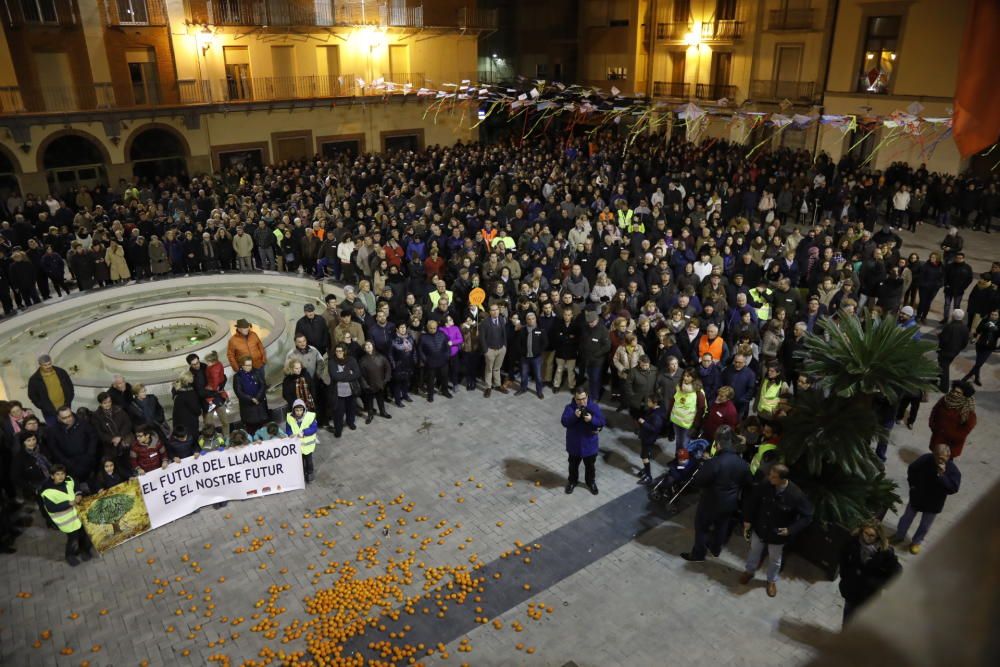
top-left (0, 132), bottom-right (994, 621)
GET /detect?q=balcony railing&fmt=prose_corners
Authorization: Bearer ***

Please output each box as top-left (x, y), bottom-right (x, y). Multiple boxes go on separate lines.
top-left (652, 81), bottom-right (689, 98)
top-left (695, 83), bottom-right (737, 101)
top-left (220, 74), bottom-right (360, 102)
top-left (381, 72), bottom-right (426, 88)
top-left (750, 79), bottom-right (816, 102)
top-left (457, 6), bottom-right (497, 30)
top-left (0, 86), bottom-right (26, 113)
top-left (655, 21), bottom-right (691, 40)
top-left (105, 0), bottom-right (168, 26)
top-left (1, 0), bottom-right (77, 26)
top-left (193, 1), bottom-right (423, 28)
top-left (459, 70), bottom-right (503, 85)
top-left (701, 20), bottom-right (744, 40)
top-left (767, 8), bottom-right (815, 30)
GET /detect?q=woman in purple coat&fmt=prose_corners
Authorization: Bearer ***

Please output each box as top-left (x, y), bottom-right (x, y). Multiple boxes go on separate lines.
top-left (561, 386), bottom-right (606, 496)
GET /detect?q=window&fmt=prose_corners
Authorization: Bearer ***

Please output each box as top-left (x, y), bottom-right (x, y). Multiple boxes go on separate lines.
top-left (607, 66), bottom-right (627, 80)
top-left (20, 0), bottom-right (58, 23)
top-left (535, 63), bottom-right (549, 79)
top-left (116, 0), bottom-right (149, 24)
top-left (858, 16), bottom-right (901, 94)
top-left (127, 49), bottom-right (159, 105)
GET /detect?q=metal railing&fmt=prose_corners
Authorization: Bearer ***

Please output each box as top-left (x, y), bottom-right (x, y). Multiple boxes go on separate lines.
top-left (749, 79), bottom-right (816, 102)
top-left (655, 21), bottom-right (692, 40)
top-left (220, 74), bottom-right (359, 102)
top-left (105, 0), bottom-right (168, 26)
top-left (2, 0), bottom-right (76, 26)
top-left (767, 8), bottom-right (815, 30)
top-left (695, 83), bottom-right (737, 101)
top-left (0, 86), bottom-right (25, 113)
top-left (197, 0), bottom-right (329, 26)
top-left (457, 6), bottom-right (497, 30)
top-left (701, 20), bottom-right (744, 40)
top-left (459, 70), bottom-right (502, 85)
top-left (177, 79), bottom-right (212, 103)
top-left (652, 81), bottom-right (689, 98)
top-left (381, 72), bottom-right (426, 88)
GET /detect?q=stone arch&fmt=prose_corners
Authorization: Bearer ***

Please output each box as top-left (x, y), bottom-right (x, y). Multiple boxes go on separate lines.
top-left (36, 129), bottom-right (112, 172)
top-left (0, 143), bottom-right (22, 174)
top-left (123, 122), bottom-right (191, 162)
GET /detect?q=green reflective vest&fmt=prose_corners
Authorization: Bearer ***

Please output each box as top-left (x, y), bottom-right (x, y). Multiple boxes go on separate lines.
top-left (749, 287), bottom-right (772, 321)
top-left (758, 379), bottom-right (782, 414)
top-left (41, 477), bottom-right (81, 534)
top-left (670, 388), bottom-right (699, 429)
top-left (286, 412), bottom-right (318, 455)
top-left (750, 443), bottom-right (779, 475)
top-left (617, 208), bottom-right (633, 230)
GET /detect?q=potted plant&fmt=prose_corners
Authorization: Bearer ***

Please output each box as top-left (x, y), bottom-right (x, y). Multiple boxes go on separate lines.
top-left (779, 312), bottom-right (937, 578)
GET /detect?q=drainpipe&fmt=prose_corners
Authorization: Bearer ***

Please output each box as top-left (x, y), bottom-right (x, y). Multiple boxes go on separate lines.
top-left (813, 0), bottom-right (840, 161)
top-left (646, 0), bottom-right (658, 99)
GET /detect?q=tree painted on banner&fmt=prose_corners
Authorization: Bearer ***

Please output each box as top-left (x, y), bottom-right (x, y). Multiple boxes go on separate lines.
top-left (87, 493), bottom-right (135, 534)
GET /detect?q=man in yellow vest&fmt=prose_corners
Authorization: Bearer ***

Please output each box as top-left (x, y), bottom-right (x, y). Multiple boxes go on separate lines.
top-left (284, 399), bottom-right (319, 484)
top-left (748, 279), bottom-right (773, 323)
top-left (40, 464), bottom-right (93, 566)
top-left (750, 422), bottom-right (783, 479)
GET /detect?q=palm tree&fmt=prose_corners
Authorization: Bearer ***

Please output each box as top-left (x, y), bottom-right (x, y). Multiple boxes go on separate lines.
top-left (782, 312), bottom-right (937, 529)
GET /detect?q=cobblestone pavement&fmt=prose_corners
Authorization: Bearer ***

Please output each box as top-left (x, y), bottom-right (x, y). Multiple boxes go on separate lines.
top-left (1, 224), bottom-right (998, 667)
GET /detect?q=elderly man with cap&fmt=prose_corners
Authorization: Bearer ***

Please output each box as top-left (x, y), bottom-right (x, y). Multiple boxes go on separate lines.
top-left (295, 303), bottom-right (330, 354)
top-left (27, 354), bottom-right (76, 428)
top-left (937, 309), bottom-right (970, 392)
top-left (227, 318), bottom-right (267, 371)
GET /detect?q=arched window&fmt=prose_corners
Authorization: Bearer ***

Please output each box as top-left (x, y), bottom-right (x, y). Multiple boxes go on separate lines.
top-left (127, 126), bottom-right (188, 181)
top-left (41, 134), bottom-right (108, 196)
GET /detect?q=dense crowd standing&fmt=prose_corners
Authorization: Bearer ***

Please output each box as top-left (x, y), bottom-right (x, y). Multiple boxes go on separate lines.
top-left (0, 134), bottom-right (994, 619)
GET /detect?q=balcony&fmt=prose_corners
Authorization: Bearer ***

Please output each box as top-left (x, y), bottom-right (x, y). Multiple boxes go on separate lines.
top-left (192, 1), bottom-right (424, 28)
top-left (767, 8), bottom-right (816, 31)
top-left (457, 6), bottom-right (497, 31)
top-left (1, 0), bottom-right (77, 26)
top-left (695, 83), bottom-right (737, 101)
top-left (652, 81), bottom-right (689, 98)
top-left (105, 0), bottom-right (168, 26)
top-left (655, 21), bottom-right (691, 40)
top-left (381, 72), bottom-right (426, 88)
top-left (0, 86), bottom-right (25, 113)
top-left (750, 79), bottom-right (816, 103)
top-left (220, 74), bottom-right (360, 101)
top-left (701, 20), bottom-right (744, 41)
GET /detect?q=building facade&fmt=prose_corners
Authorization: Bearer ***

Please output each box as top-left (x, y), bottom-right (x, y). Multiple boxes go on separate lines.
top-left (0, 0), bottom-right (495, 198)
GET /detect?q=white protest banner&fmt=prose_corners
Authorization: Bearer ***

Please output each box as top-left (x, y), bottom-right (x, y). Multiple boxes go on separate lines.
top-left (139, 438), bottom-right (305, 529)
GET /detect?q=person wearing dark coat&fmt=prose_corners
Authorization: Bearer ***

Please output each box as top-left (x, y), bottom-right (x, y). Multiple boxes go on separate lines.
top-left (578, 311), bottom-right (611, 401)
top-left (915, 252), bottom-right (944, 322)
top-left (328, 344), bottom-right (361, 436)
top-left (941, 252), bottom-right (973, 322)
top-left (739, 463), bottom-right (814, 597)
top-left (294, 304), bottom-right (331, 355)
top-left (26, 355), bottom-right (75, 426)
top-left (171, 373), bottom-right (203, 444)
top-left (561, 386), bottom-right (605, 495)
top-left (721, 354), bottom-right (756, 417)
top-left (515, 311), bottom-right (548, 398)
top-left (359, 341), bottom-right (392, 423)
top-left (636, 394), bottom-right (667, 485)
top-left (892, 444), bottom-right (961, 554)
top-left (233, 358), bottom-right (269, 433)
top-left (389, 322), bottom-right (417, 407)
top-left (937, 310), bottom-right (970, 392)
top-left (14, 430), bottom-right (51, 514)
top-left (549, 307), bottom-right (580, 392)
top-left (838, 520), bottom-right (902, 624)
top-left (90, 392), bottom-right (135, 468)
top-left (126, 385), bottom-right (167, 432)
top-left (8, 252), bottom-right (41, 306)
top-left (416, 320), bottom-right (452, 402)
top-left (68, 246), bottom-right (96, 291)
top-left (682, 425), bottom-right (752, 563)
top-left (47, 407), bottom-right (97, 493)
top-left (366, 312), bottom-right (395, 355)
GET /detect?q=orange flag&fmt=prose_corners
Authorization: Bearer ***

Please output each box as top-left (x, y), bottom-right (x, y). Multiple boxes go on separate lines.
top-left (953, 0), bottom-right (1000, 156)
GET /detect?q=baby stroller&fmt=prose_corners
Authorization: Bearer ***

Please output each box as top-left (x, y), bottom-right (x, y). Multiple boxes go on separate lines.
top-left (648, 438), bottom-right (709, 512)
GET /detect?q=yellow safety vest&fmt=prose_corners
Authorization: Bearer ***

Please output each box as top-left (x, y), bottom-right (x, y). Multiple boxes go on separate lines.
top-left (758, 379), bottom-right (782, 414)
top-left (428, 290), bottom-right (453, 309)
top-left (41, 477), bottom-right (81, 533)
top-left (286, 412), bottom-right (318, 455)
top-left (617, 209), bottom-right (633, 231)
top-left (750, 443), bottom-right (779, 475)
top-left (670, 388), bottom-right (699, 429)
top-left (749, 288), bottom-right (772, 321)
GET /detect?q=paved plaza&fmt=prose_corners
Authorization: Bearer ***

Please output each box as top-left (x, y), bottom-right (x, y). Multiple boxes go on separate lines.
top-left (1, 224), bottom-right (998, 667)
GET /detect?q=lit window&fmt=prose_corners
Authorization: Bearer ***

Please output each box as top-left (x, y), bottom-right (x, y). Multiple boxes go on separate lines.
top-left (858, 16), bottom-right (901, 94)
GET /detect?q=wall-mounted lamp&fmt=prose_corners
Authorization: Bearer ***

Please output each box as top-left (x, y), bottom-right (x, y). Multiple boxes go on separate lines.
top-left (110, 136), bottom-right (121, 146)
top-left (198, 26), bottom-right (214, 56)
top-left (684, 21), bottom-right (702, 47)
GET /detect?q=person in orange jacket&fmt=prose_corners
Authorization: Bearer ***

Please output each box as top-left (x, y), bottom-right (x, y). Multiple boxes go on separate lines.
top-left (227, 319), bottom-right (267, 371)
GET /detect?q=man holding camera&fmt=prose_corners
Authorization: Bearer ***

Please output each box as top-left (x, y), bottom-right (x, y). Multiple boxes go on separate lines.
top-left (560, 386), bottom-right (606, 495)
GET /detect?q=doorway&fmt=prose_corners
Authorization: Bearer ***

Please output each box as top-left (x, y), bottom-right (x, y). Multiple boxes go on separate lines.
top-left (127, 48), bottom-right (160, 105)
top-left (774, 44), bottom-right (803, 99)
top-left (224, 46), bottom-right (252, 100)
top-left (41, 134), bottom-right (108, 195)
top-left (382, 131), bottom-right (423, 153)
